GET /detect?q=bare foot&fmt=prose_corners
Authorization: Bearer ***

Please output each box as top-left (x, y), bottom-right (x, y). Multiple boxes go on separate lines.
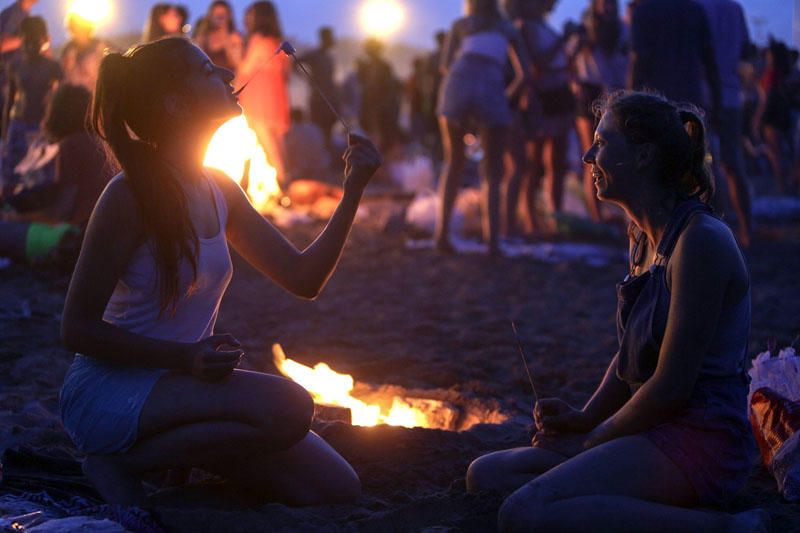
top-left (731, 508), bottom-right (770, 533)
top-left (83, 455), bottom-right (148, 506)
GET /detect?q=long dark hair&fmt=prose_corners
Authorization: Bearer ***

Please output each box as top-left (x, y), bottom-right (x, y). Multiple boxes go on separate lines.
top-left (246, 1), bottom-right (282, 39)
top-left (143, 4), bottom-right (174, 43)
top-left (91, 38), bottom-right (200, 313)
top-left (19, 16), bottom-right (48, 59)
top-left (587, 0), bottom-right (621, 54)
top-left (44, 84), bottom-right (92, 142)
top-left (207, 0), bottom-right (237, 33)
top-left (594, 91), bottom-right (714, 203)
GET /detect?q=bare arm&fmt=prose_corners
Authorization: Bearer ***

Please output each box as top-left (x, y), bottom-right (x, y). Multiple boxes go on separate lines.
top-left (505, 25), bottom-right (530, 100)
top-left (0, 33), bottom-right (20, 54)
top-left (218, 134), bottom-right (382, 299)
top-left (584, 219), bottom-right (745, 448)
top-left (580, 354), bottom-right (631, 426)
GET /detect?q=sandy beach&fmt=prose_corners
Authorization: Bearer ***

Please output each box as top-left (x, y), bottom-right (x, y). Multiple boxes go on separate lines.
top-left (1, 195), bottom-right (799, 532)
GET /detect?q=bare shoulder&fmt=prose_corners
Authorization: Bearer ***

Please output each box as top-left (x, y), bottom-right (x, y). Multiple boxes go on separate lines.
top-left (91, 173), bottom-right (142, 231)
top-left (669, 213), bottom-right (748, 291)
top-left (205, 167), bottom-right (248, 210)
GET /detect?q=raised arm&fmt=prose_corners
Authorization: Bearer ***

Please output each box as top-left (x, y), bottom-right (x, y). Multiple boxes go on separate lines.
top-left (61, 177), bottom-right (242, 376)
top-left (219, 134), bottom-right (382, 299)
top-left (584, 218), bottom-right (744, 448)
top-left (505, 23), bottom-right (530, 100)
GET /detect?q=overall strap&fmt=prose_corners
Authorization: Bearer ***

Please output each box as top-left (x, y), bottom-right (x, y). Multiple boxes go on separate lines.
top-left (654, 197), bottom-right (713, 266)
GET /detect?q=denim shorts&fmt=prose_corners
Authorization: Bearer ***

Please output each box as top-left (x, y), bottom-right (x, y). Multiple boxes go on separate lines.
top-left (60, 355), bottom-right (166, 455)
top-left (437, 54), bottom-right (513, 127)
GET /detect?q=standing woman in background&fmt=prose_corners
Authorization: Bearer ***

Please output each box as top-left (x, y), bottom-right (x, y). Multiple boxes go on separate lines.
top-left (435, 0), bottom-right (528, 255)
top-left (142, 4), bottom-right (186, 43)
top-left (515, 0), bottom-right (574, 230)
top-left (571, 0), bottom-right (628, 223)
top-left (237, 1), bottom-right (289, 186)
top-left (194, 1), bottom-right (243, 73)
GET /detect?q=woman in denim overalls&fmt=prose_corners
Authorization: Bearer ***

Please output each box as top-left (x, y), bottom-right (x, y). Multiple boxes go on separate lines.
top-left (468, 91), bottom-right (766, 532)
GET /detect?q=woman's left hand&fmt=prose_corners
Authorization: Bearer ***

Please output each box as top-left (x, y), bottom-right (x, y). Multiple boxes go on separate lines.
top-left (531, 431), bottom-right (588, 458)
top-left (342, 134), bottom-right (383, 193)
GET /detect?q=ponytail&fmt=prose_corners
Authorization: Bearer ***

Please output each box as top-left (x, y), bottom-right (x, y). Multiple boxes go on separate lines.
top-left (91, 42), bottom-right (199, 315)
top-left (678, 109), bottom-right (714, 203)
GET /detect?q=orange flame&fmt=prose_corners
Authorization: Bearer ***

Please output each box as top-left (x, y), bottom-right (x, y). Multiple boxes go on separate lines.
top-left (204, 116), bottom-right (280, 212)
top-left (272, 344), bottom-right (440, 428)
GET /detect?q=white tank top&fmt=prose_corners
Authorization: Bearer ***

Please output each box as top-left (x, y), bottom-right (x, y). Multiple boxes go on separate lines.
top-left (460, 30), bottom-right (508, 65)
top-left (102, 173), bottom-right (233, 343)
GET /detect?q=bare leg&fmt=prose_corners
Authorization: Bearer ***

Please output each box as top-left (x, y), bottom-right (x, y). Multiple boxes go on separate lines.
top-left (763, 125), bottom-right (785, 193)
top-left (467, 446), bottom-right (568, 493)
top-left (721, 164), bottom-right (753, 248)
top-left (497, 435), bottom-right (765, 533)
top-left (482, 125), bottom-right (507, 255)
top-left (435, 117), bottom-right (466, 252)
top-left (221, 431), bottom-right (360, 506)
top-left (545, 133), bottom-right (569, 214)
top-left (504, 121), bottom-right (526, 237)
top-left (83, 370), bottom-right (358, 506)
top-left (523, 140), bottom-right (544, 235)
top-left (576, 117), bottom-right (602, 222)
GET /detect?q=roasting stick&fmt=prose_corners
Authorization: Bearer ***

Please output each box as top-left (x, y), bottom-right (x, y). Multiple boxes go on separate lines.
top-left (234, 41), bottom-right (351, 136)
top-left (510, 320), bottom-right (539, 404)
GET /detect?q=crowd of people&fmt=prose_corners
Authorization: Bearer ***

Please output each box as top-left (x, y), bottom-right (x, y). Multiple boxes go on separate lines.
top-left (0, 0), bottom-right (799, 262)
top-left (0, 0), bottom-right (793, 530)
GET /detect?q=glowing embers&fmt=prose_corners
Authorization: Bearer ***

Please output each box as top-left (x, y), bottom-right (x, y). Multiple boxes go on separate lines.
top-left (204, 116), bottom-right (280, 212)
top-left (273, 344), bottom-right (507, 430)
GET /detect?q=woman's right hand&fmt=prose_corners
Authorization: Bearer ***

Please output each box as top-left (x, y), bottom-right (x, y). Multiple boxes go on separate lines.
top-left (342, 134), bottom-right (383, 193)
top-left (534, 397), bottom-right (594, 433)
top-left (183, 333), bottom-right (243, 381)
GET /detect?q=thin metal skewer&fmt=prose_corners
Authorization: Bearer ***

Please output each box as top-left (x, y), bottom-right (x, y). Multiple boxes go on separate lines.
top-left (234, 41), bottom-right (350, 137)
top-left (511, 320), bottom-right (538, 403)
top-left (279, 42), bottom-right (351, 136)
top-left (232, 47), bottom-right (282, 97)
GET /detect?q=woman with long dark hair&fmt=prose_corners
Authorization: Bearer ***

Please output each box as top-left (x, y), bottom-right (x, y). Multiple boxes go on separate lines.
top-left (468, 92), bottom-right (765, 531)
top-left (434, 0), bottom-right (528, 255)
top-left (194, 0), bottom-right (243, 72)
top-left (572, 0), bottom-right (628, 222)
top-left (237, 1), bottom-right (289, 186)
top-left (59, 37), bottom-right (381, 506)
top-left (142, 3), bottom-right (185, 43)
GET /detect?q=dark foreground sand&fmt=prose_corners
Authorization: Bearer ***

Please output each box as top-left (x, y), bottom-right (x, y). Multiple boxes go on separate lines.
top-left (1, 198), bottom-right (799, 532)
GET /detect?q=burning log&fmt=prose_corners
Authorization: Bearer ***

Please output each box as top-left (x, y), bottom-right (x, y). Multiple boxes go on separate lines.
top-left (272, 344), bottom-right (508, 431)
top-left (315, 404), bottom-right (352, 425)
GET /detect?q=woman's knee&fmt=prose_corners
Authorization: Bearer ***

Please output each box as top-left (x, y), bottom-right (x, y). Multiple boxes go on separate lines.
top-left (497, 483), bottom-right (549, 532)
top-left (249, 376), bottom-right (314, 447)
top-left (467, 453), bottom-right (501, 493)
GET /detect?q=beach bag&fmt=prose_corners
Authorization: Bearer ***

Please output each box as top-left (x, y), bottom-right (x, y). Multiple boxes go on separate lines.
top-left (748, 347), bottom-right (800, 501)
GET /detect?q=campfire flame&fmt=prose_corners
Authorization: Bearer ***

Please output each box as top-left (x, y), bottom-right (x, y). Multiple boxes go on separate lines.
top-left (272, 344), bottom-right (441, 428)
top-left (204, 116), bottom-right (280, 212)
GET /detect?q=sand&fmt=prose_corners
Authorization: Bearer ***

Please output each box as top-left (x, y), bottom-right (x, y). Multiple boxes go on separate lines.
top-left (1, 196), bottom-right (799, 532)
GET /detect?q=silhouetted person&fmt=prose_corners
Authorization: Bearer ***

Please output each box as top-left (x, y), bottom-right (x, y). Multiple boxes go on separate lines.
top-left (357, 38), bottom-right (400, 150)
top-left (194, 1), bottom-right (242, 72)
top-left (2, 15), bottom-right (61, 197)
top-left (298, 26), bottom-right (339, 142)
top-left (143, 3), bottom-right (186, 43)
top-left (697, 0), bottom-right (752, 247)
top-left (629, 0), bottom-right (721, 113)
